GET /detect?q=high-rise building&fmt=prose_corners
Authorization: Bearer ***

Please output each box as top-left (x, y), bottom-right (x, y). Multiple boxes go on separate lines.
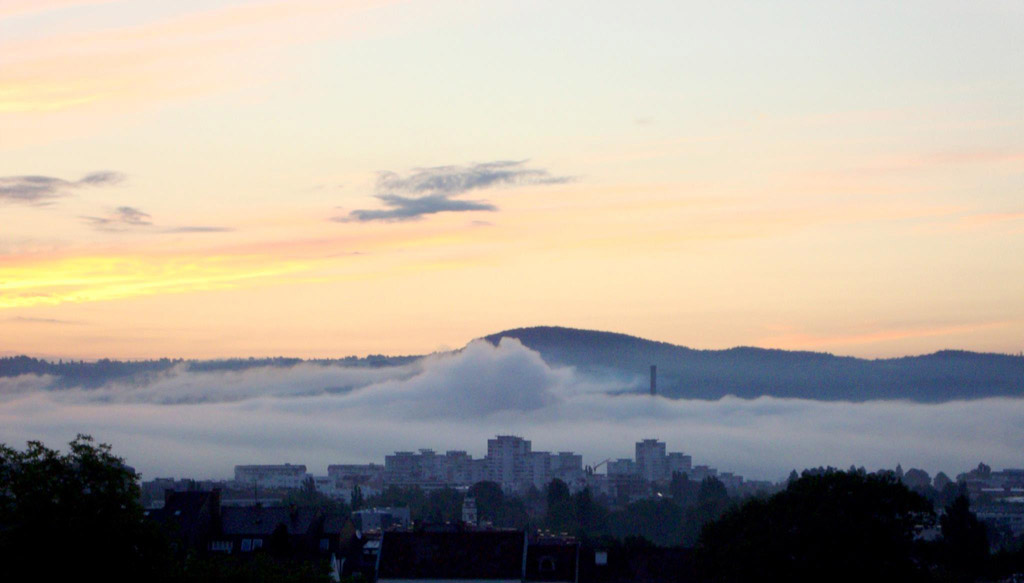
top-left (666, 452), bottom-right (692, 476)
top-left (379, 435), bottom-right (584, 493)
top-left (635, 439), bottom-right (667, 483)
top-left (384, 449), bottom-right (458, 488)
top-left (384, 451), bottom-right (421, 485)
top-left (327, 463), bottom-right (385, 489)
top-left (551, 451), bottom-right (584, 485)
top-left (529, 451), bottom-right (552, 490)
top-left (606, 459), bottom-right (637, 476)
top-left (443, 450), bottom-right (475, 485)
top-left (487, 435), bottom-right (532, 491)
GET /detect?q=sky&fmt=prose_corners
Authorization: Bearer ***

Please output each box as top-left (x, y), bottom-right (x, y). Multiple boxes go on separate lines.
top-left (2, 0), bottom-right (1023, 360)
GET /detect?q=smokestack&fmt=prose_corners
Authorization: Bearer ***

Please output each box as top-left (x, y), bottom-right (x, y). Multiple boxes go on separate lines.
top-left (650, 365), bottom-right (657, 396)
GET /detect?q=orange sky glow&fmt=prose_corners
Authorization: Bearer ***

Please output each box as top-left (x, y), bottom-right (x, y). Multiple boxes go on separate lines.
top-left (2, 1), bottom-right (1022, 359)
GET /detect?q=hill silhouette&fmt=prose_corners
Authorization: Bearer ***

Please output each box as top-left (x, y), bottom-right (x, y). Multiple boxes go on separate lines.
top-left (3, 326), bottom-right (1021, 402)
top-left (481, 326), bottom-right (1024, 402)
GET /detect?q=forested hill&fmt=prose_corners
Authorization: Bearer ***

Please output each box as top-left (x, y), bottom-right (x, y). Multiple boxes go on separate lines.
top-left (4, 326), bottom-right (1022, 401)
top-left (481, 326), bottom-right (1024, 402)
top-left (0, 354), bottom-right (418, 389)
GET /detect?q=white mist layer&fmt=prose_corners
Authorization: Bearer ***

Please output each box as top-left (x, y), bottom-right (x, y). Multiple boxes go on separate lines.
top-left (1, 338), bottom-right (1021, 482)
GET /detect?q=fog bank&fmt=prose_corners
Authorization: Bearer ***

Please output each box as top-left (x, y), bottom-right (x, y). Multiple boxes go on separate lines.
top-left (1, 339), bottom-right (1019, 481)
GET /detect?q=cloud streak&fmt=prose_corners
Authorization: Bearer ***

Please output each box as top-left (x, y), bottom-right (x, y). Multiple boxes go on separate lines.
top-left (1, 338), bottom-right (1021, 481)
top-left (0, 171), bottom-right (123, 204)
top-left (82, 206), bottom-right (153, 230)
top-left (6, 316), bottom-right (84, 325)
top-left (80, 206), bottom-right (231, 234)
top-left (337, 161), bottom-right (571, 222)
top-left (0, 253), bottom-right (316, 309)
top-left (164, 226), bottom-right (234, 234)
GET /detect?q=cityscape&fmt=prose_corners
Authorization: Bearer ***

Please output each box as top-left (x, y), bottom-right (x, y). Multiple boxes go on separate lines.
top-left (3, 0), bottom-right (1023, 581)
top-left (143, 435), bottom-right (771, 507)
top-left (123, 432), bottom-right (1024, 582)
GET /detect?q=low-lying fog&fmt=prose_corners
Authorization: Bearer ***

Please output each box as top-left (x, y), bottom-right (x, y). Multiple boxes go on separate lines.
top-left (2, 339), bottom-right (1020, 481)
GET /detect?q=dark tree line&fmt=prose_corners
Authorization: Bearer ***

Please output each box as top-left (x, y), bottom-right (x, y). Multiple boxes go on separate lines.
top-left (4, 437), bottom-right (1021, 582)
top-left (0, 435), bottom-right (177, 580)
top-left (0, 354), bottom-right (420, 389)
top-left (362, 474), bottom-right (737, 548)
top-left (695, 468), bottom-right (1022, 583)
top-left (0, 436), bottom-right (331, 582)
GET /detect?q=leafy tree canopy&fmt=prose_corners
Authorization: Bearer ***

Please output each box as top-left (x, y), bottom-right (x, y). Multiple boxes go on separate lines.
top-left (0, 435), bottom-right (174, 580)
top-left (695, 468), bottom-right (935, 583)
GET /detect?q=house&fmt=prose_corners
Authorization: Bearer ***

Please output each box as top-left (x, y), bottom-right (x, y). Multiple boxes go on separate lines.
top-left (352, 506), bottom-right (411, 531)
top-left (211, 504), bottom-right (324, 556)
top-left (525, 538), bottom-right (579, 583)
top-left (144, 489), bottom-right (221, 555)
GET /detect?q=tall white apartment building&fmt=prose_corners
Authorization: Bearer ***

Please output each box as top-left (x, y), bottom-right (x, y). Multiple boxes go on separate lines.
top-left (529, 451), bottom-right (552, 490)
top-left (635, 439), bottom-right (668, 483)
top-left (606, 459), bottom-right (637, 476)
top-left (666, 452), bottom-right (692, 476)
top-left (487, 435), bottom-right (533, 491)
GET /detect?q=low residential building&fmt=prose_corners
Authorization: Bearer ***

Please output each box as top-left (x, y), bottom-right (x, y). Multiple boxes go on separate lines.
top-left (212, 505), bottom-right (324, 556)
top-left (234, 464), bottom-right (308, 489)
top-left (144, 489), bottom-right (221, 554)
top-left (352, 507), bottom-right (411, 532)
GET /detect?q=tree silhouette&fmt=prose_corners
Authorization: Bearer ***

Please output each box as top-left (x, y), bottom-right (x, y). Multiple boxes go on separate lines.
top-left (544, 479), bottom-right (573, 532)
top-left (0, 435), bottom-right (174, 581)
top-left (695, 469), bottom-right (934, 582)
top-left (940, 493), bottom-right (989, 575)
top-left (350, 484), bottom-right (364, 511)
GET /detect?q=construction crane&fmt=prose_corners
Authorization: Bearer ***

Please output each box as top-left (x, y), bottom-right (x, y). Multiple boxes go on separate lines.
top-left (586, 458), bottom-right (612, 475)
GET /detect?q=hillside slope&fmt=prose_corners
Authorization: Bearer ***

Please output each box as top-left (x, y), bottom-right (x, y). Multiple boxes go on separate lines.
top-left (482, 326), bottom-right (1024, 402)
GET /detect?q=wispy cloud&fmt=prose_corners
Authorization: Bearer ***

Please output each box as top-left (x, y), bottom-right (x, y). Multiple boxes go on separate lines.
top-left (337, 160), bottom-right (571, 222)
top-left (0, 171), bottom-right (123, 205)
top-left (6, 316), bottom-right (84, 325)
top-left (164, 226), bottom-right (234, 234)
top-left (81, 206), bottom-right (232, 234)
top-left (342, 194), bottom-right (497, 222)
top-left (82, 206), bottom-right (152, 230)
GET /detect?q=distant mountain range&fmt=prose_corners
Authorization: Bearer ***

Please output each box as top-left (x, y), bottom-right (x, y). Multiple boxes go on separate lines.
top-left (481, 326), bottom-right (1024, 402)
top-left (2, 325), bottom-right (1021, 402)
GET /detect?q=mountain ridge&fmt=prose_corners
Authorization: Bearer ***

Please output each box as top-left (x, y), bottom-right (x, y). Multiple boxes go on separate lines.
top-left (480, 326), bottom-right (1024, 402)
top-left (2, 325), bottom-right (1021, 402)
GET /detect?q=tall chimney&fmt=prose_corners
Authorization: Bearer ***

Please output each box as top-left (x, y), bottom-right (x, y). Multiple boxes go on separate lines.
top-left (650, 365), bottom-right (657, 396)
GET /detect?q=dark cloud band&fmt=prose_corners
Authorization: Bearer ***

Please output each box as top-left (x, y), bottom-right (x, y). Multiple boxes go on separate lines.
top-left (82, 206), bottom-right (153, 231)
top-left (337, 160), bottom-right (570, 222)
top-left (0, 171), bottom-right (124, 204)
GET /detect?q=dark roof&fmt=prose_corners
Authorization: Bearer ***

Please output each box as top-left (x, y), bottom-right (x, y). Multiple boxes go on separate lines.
top-left (322, 512), bottom-right (349, 535)
top-left (148, 490), bottom-right (219, 540)
top-left (577, 545), bottom-right (694, 583)
top-left (221, 506), bottom-right (321, 536)
top-left (163, 491), bottom-right (215, 516)
top-left (378, 530), bottom-right (526, 580)
top-left (526, 541), bottom-right (579, 582)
